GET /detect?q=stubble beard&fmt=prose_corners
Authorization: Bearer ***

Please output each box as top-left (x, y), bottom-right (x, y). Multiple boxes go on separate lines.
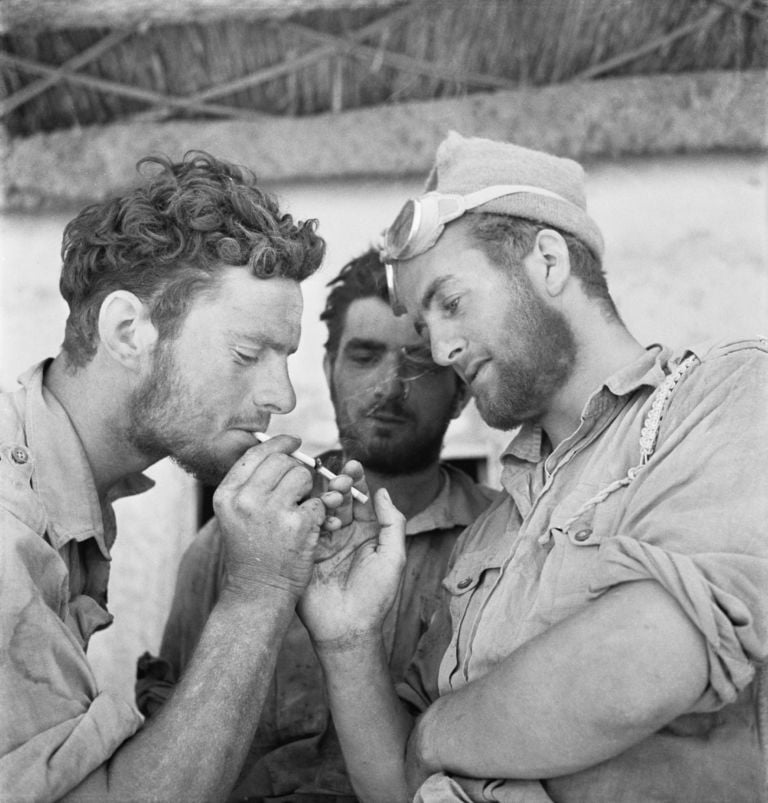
top-left (126, 341), bottom-right (228, 485)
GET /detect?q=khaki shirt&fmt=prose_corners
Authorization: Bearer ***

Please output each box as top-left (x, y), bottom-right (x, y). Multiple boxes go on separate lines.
top-left (0, 361), bottom-right (149, 802)
top-left (401, 338), bottom-right (768, 802)
top-left (138, 459), bottom-right (497, 800)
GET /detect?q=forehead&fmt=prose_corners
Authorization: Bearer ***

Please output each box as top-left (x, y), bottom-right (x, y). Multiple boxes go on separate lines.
top-left (340, 296), bottom-right (423, 348)
top-left (393, 222), bottom-right (486, 315)
top-left (184, 267), bottom-right (303, 347)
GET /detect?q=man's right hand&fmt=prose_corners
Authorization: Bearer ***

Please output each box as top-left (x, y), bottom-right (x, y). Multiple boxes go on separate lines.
top-left (213, 434), bottom-right (326, 597)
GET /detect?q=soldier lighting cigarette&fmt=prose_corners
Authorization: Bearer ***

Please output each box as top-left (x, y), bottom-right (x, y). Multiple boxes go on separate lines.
top-left (253, 432), bottom-right (369, 504)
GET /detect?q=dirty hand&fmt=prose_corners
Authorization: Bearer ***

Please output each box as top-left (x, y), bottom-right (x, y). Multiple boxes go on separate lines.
top-left (298, 461), bottom-right (406, 647)
top-left (213, 435), bottom-right (328, 597)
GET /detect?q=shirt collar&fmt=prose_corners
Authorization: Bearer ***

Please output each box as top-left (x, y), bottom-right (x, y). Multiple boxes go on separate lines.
top-left (405, 463), bottom-right (488, 536)
top-left (20, 360), bottom-right (154, 557)
top-left (321, 449), bottom-right (489, 537)
top-left (499, 343), bottom-right (674, 467)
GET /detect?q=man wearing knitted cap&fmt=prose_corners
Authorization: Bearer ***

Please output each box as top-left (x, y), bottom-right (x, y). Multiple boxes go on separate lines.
top-left (298, 132), bottom-right (768, 801)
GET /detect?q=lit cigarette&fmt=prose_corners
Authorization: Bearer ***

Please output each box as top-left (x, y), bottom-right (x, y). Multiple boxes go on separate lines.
top-left (253, 432), bottom-right (369, 504)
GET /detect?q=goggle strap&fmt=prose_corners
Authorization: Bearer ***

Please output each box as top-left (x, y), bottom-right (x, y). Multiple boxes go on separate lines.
top-left (461, 184), bottom-right (570, 211)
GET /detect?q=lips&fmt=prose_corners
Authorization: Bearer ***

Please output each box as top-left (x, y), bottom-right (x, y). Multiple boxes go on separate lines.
top-left (368, 412), bottom-right (410, 425)
top-left (232, 422), bottom-right (270, 437)
top-left (464, 359), bottom-right (489, 387)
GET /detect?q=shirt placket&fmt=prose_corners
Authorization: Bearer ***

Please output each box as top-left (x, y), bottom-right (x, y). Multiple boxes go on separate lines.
top-left (455, 391), bottom-right (630, 684)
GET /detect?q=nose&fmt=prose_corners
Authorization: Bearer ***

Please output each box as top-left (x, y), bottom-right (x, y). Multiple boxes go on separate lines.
top-left (373, 353), bottom-right (407, 401)
top-left (430, 331), bottom-right (466, 367)
top-left (251, 356), bottom-right (296, 415)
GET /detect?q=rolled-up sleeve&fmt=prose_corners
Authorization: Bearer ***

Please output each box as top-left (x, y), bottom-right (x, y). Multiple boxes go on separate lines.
top-left (588, 344), bottom-right (768, 709)
top-left (0, 509), bottom-right (142, 803)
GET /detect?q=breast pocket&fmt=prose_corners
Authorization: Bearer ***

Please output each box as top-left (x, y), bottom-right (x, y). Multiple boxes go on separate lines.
top-left (0, 442), bottom-right (46, 535)
top-left (539, 483), bottom-right (609, 619)
top-left (442, 549), bottom-right (501, 635)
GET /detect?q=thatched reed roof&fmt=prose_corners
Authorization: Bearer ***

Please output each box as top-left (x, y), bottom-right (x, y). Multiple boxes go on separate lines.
top-left (2, 0), bottom-right (765, 137)
top-left (1, 0), bottom-right (766, 208)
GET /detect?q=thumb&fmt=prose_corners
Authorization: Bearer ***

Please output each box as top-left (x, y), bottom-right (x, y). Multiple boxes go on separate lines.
top-left (373, 488), bottom-right (406, 564)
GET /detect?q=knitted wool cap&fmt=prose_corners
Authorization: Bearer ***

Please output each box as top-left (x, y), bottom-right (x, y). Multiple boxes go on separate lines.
top-left (425, 131), bottom-right (605, 259)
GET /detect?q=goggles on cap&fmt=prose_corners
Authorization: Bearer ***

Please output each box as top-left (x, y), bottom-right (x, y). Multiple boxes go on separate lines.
top-left (382, 184), bottom-right (569, 315)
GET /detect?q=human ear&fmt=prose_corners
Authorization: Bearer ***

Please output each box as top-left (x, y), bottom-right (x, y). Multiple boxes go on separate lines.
top-left (534, 229), bottom-right (571, 297)
top-left (322, 352), bottom-right (334, 392)
top-left (97, 290), bottom-right (157, 370)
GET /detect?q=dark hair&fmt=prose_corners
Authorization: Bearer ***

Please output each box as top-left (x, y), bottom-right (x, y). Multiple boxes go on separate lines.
top-left (59, 150), bottom-right (325, 367)
top-left (466, 214), bottom-right (619, 319)
top-left (320, 248), bottom-right (388, 360)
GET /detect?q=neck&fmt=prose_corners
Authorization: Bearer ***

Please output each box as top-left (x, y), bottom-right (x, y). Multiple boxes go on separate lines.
top-left (359, 460), bottom-right (444, 521)
top-left (45, 354), bottom-right (154, 498)
top-left (540, 316), bottom-right (646, 449)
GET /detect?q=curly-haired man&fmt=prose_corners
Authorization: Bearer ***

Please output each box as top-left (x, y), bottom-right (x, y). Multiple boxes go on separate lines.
top-left (135, 250), bottom-right (498, 800)
top-left (0, 152), bottom-right (391, 802)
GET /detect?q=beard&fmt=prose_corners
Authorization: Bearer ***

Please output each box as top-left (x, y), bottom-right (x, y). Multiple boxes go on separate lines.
top-left (475, 272), bottom-right (577, 431)
top-left (332, 388), bottom-right (451, 476)
top-left (126, 340), bottom-right (228, 485)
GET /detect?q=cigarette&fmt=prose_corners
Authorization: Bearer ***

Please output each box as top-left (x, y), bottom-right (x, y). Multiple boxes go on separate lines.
top-left (253, 432), bottom-right (369, 504)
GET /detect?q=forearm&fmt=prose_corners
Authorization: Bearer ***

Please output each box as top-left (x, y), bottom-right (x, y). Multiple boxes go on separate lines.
top-left (316, 632), bottom-right (414, 803)
top-left (62, 584), bottom-right (298, 802)
top-left (412, 580), bottom-right (708, 780)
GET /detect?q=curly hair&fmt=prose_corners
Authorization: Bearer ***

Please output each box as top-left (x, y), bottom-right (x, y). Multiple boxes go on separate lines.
top-left (466, 213), bottom-right (619, 319)
top-left (60, 151), bottom-right (326, 367)
top-left (320, 248), bottom-right (388, 362)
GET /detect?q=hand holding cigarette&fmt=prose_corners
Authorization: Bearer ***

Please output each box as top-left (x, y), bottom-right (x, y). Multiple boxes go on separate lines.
top-left (253, 432), bottom-right (369, 504)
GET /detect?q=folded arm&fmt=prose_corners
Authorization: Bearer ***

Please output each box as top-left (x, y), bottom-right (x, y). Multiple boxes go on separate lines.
top-left (408, 578), bottom-right (708, 783)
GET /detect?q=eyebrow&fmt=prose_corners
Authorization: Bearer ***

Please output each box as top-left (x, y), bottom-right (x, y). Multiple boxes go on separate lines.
top-left (227, 330), bottom-right (298, 355)
top-left (420, 275), bottom-right (454, 312)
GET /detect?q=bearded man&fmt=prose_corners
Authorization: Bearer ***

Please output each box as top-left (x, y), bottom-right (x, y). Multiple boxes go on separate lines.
top-left (298, 133), bottom-right (768, 803)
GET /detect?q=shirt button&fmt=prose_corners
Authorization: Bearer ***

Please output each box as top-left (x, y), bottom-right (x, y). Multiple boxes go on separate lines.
top-left (457, 577), bottom-right (473, 589)
top-left (573, 528), bottom-right (592, 542)
top-left (11, 446), bottom-right (29, 465)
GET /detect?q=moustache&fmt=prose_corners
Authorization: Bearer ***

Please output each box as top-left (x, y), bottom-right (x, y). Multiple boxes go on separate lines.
top-left (365, 398), bottom-right (412, 420)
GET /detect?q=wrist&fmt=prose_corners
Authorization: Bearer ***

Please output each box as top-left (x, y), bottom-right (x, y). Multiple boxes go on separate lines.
top-left (312, 628), bottom-right (386, 678)
top-left (221, 570), bottom-right (304, 604)
top-left (311, 626), bottom-right (382, 655)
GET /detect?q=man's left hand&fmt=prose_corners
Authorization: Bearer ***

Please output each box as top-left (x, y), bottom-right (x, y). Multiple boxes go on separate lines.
top-left (298, 460), bottom-right (406, 649)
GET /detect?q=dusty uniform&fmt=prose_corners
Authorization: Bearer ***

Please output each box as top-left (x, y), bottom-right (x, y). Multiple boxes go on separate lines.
top-left (401, 339), bottom-right (768, 803)
top-left (0, 362), bottom-right (149, 802)
top-left (137, 456), bottom-right (497, 801)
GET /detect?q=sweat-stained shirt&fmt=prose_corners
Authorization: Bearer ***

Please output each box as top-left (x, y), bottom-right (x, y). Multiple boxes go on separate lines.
top-left (136, 456), bottom-right (498, 800)
top-left (0, 361), bottom-right (149, 802)
top-left (400, 338), bottom-right (768, 803)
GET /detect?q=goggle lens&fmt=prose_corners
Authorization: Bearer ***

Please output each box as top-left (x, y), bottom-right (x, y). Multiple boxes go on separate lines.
top-left (386, 200), bottom-right (418, 260)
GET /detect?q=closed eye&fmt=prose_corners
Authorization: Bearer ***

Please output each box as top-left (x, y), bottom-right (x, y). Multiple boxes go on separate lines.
top-left (345, 346), bottom-right (384, 367)
top-left (232, 348), bottom-right (260, 364)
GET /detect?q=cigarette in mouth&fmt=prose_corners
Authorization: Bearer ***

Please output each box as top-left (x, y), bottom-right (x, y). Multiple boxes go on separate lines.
top-left (253, 432), bottom-right (369, 504)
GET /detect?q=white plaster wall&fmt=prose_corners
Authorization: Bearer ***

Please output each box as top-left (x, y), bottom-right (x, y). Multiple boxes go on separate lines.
top-left (1, 152), bottom-right (766, 703)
